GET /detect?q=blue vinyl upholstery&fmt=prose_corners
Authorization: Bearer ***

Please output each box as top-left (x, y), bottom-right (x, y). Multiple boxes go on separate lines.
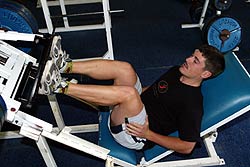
top-left (201, 52), bottom-right (250, 130)
top-left (99, 52), bottom-right (250, 164)
top-left (99, 111), bottom-right (138, 165)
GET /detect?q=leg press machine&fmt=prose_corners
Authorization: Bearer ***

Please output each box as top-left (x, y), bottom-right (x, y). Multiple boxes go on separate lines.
top-left (0, 30), bottom-right (250, 167)
top-left (0, 31), bottom-right (110, 166)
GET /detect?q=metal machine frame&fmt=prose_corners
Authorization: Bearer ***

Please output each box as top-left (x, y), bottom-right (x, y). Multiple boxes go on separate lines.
top-left (0, 31), bottom-right (111, 166)
top-left (38, 0), bottom-right (114, 60)
top-left (181, 0), bottom-right (214, 29)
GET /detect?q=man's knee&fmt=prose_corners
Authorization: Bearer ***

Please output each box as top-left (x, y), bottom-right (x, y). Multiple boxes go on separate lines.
top-left (113, 61), bottom-right (137, 86)
top-left (117, 86), bottom-right (139, 102)
top-left (118, 61), bottom-right (136, 78)
top-left (117, 86), bottom-right (143, 117)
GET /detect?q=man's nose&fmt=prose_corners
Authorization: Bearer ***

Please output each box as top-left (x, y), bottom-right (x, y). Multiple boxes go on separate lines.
top-left (186, 56), bottom-right (192, 61)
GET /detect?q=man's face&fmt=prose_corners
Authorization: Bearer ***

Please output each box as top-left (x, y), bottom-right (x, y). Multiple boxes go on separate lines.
top-left (179, 49), bottom-right (210, 80)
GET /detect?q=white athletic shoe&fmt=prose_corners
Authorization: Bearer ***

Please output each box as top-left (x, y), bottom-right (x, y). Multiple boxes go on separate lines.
top-left (50, 35), bottom-right (71, 73)
top-left (54, 78), bottom-right (78, 94)
top-left (38, 60), bottom-right (62, 95)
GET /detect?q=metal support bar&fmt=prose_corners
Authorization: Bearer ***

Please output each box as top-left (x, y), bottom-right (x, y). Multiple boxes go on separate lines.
top-left (0, 30), bottom-right (41, 42)
top-left (39, 0), bottom-right (115, 33)
top-left (0, 124), bottom-right (98, 139)
top-left (40, 0), bottom-right (54, 34)
top-left (144, 134), bottom-right (225, 167)
top-left (105, 156), bottom-right (114, 167)
top-left (37, 0), bottom-right (102, 7)
top-left (47, 95), bottom-right (65, 131)
top-left (36, 135), bottom-right (57, 167)
top-left (42, 23), bottom-right (106, 33)
top-left (181, 0), bottom-right (210, 29)
top-left (42, 126), bottom-right (110, 160)
top-left (59, 0), bottom-right (70, 29)
top-left (39, 0), bottom-right (115, 60)
top-left (146, 157), bottom-right (224, 167)
top-left (102, 0), bottom-right (113, 60)
top-left (140, 150), bottom-right (174, 166)
top-left (50, 10), bottom-right (124, 18)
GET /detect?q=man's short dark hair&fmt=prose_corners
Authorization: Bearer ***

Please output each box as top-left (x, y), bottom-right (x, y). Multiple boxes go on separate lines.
top-left (198, 44), bottom-right (225, 78)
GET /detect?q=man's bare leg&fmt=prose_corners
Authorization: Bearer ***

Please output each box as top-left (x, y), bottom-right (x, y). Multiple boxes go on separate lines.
top-left (66, 83), bottom-right (143, 126)
top-left (40, 57), bottom-right (144, 126)
top-left (71, 59), bottom-right (138, 87)
top-left (40, 36), bottom-right (142, 123)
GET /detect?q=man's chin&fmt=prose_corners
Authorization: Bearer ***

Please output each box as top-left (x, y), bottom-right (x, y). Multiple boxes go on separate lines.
top-left (179, 66), bottom-right (188, 76)
top-left (179, 66), bottom-right (184, 73)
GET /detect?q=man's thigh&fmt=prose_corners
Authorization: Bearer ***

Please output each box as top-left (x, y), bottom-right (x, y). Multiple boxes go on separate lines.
top-left (110, 76), bottom-right (144, 126)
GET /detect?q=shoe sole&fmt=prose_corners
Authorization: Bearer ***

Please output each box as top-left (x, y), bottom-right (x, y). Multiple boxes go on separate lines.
top-left (50, 35), bottom-right (67, 72)
top-left (39, 60), bottom-right (61, 95)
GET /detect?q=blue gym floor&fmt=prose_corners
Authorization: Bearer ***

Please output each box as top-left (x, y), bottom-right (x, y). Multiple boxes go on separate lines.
top-left (0, 0), bottom-right (249, 167)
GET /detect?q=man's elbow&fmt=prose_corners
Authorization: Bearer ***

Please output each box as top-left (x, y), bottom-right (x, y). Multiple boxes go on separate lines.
top-left (180, 147), bottom-right (194, 154)
top-left (178, 142), bottom-right (196, 154)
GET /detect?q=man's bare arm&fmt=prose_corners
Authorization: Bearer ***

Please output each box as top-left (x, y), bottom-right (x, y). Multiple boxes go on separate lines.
top-left (126, 116), bottom-right (196, 154)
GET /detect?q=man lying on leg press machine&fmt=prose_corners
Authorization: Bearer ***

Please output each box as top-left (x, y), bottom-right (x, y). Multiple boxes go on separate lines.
top-left (38, 35), bottom-right (225, 154)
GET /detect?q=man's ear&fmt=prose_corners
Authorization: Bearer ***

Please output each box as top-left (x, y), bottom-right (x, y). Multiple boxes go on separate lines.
top-left (201, 70), bottom-right (212, 79)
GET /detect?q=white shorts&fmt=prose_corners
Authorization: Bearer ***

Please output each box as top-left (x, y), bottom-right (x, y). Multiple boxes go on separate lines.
top-left (108, 76), bottom-right (147, 150)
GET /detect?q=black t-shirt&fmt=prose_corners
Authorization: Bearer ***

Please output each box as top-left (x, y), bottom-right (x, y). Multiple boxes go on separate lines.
top-left (141, 66), bottom-right (203, 149)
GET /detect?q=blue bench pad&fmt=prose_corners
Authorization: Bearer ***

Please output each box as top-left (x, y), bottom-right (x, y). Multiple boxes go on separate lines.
top-left (99, 111), bottom-right (138, 165)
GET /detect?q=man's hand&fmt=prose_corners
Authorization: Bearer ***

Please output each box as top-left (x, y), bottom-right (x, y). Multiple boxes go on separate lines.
top-left (125, 116), bottom-right (149, 138)
top-left (126, 115), bottom-right (196, 154)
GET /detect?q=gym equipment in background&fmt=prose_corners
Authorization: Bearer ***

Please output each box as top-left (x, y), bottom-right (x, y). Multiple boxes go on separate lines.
top-left (202, 16), bottom-right (242, 53)
top-left (38, 0), bottom-right (121, 60)
top-left (188, 0), bottom-right (232, 24)
top-left (183, 0), bottom-right (241, 53)
top-left (214, 0), bottom-right (232, 11)
top-left (189, 0), bottom-right (215, 23)
top-left (0, 0), bottom-right (38, 53)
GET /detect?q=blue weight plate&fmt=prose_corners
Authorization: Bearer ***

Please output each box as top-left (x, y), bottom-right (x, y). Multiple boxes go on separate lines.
top-left (0, 0), bottom-right (38, 32)
top-left (0, 8), bottom-right (34, 33)
top-left (207, 17), bottom-right (242, 53)
top-left (0, 0), bottom-right (38, 53)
